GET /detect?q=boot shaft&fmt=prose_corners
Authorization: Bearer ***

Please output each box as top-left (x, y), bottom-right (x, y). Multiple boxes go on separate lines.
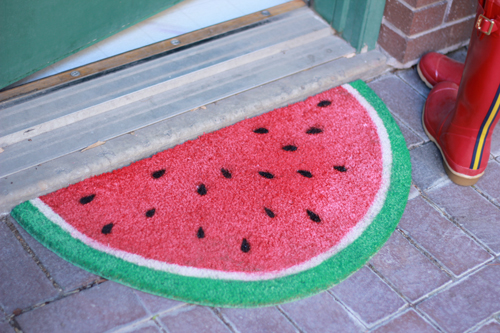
top-left (452, 0), bottom-right (500, 170)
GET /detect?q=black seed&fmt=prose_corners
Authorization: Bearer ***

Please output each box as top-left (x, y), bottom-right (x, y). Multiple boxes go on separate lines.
top-left (79, 194), bottom-right (95, 205)
top-left (152, 169), bottom-right (166, 179)
top-left (241, 238), bottom-right (251, 253)
top-left (197, 184), bottom-right (207, 195)
top-left (307, 210), bottom-right (321, 223)
top-left (102, 223), bottom-right (114, 234)
top-left (298, 170), bottom-right (313, 178)
top-left (334, 166), bottom-right (347, 172)
top-left (259, 171), bottom-right (274, 179)
top-left (264, 207), bottom-right (275, 218)
top-left (197, 227), bottom-right (205, 239)
top-left (253, 128), bottom-right (269, 134)
top-left (221, 168), bottom-right (232, 179)
top-left (282, 145), bottom-right (298, 152)
top-left (306, 127), bottom-right (323, 134)
top-left (317, 100), bottom-right (331, 107)
top-left (146, 209), bottom-right (156, 218)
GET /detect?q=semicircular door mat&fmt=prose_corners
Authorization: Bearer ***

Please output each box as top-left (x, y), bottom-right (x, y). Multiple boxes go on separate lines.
top-left (11, 80), bottom-right (411, 308)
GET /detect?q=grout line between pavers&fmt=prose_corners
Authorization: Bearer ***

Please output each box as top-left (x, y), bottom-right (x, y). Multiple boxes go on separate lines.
top-left (3, 216), bottom-right (63, 292)
top-left (418, 190), bottom-right (498, 257)
top-left (366, 265), bottom-right (447, 332)
top-left (131, 290), bottom-right (154, 316)
top-left (397, 223), bottom-right (496, 282)
top-left (472, 185), bottom-right (500, 210)
top-left (105, 316), bottom-right (157, 333)
top-left (210, 308), bottom-right (238, 333)
top-left (8, 317), bottom-right (24, 333)
top-left (152, 318), bottom-right (168, 333)
top-left (395, 72), bottom-right (428, 99)
top-left (395, 228), bottom-right (455, 280)
top-left (326, 289), bottom-right (370, 330)
top-left (275, 306), bottom-right (305, 333)
top-left (9, 278), bottom-right (106, 322)
top-left (465, 312), bottom-right (500, 333)
top-left (412, 305), bottom-right (447, 333)
top-left (384, 108), bottom-right (427, 149)
top-left (155, 303), bottom-right (194, 318)
top-left (366, 307), bottom-right (442, 333)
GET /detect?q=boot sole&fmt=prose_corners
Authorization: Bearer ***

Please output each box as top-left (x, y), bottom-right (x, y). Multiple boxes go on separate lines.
top-left (421, 105), bottom-right (484, 186)
top-left (417, 63), bottom-right (435, 89)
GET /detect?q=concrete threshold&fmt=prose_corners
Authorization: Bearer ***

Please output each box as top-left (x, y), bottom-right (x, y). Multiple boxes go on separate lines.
top-left (0, 49), bottom-right (388, 213)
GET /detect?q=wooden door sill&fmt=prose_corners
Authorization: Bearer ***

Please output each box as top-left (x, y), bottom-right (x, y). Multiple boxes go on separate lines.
top-left (0, 0), bottom-right (304, 103)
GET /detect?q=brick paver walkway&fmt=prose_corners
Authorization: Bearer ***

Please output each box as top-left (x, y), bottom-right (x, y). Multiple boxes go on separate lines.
top-left (2, 51), bottom-right (500, 332)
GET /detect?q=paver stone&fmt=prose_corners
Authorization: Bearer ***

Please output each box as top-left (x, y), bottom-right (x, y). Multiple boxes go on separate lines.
top-left (427, 183), bottom-right (500, 254)
top-left (410, 143), bottom-right (451, 190)
top-left (133, 290), bottom-right (184, 315)
top-left (475, 320), bottom-right (500, 333)
top-left (221, 306), bottom-right (297, 333)
top-left (372, 309), bottom-right (438, 333)
top-left (399, 197), bottom-right (492, 276)
top-left (8, 216), bottom-right (98, 292)
top-left (16, 281), bottom-right (148, 333)
top-left (331, 266), bottom-right (406, 327)
top-left (369, 75), bottom-right (427, 139)
top-left (281, 291), bottom-right (364, 332)
top-left (370, 231), bottom-right (451, 301)
top-left (0, 219), bottom-right (59, 314)
top-left (476, 160), bottom-right (500, 204)
top-left (161, 306), bottom-right (231, 333)
top-left (418, 260), bottom-right (500, 333)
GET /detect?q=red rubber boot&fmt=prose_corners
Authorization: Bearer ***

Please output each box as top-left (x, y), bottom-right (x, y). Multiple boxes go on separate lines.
top-left (423, 0), bottom-right (500, 186)
top-left (417, 53), bottom-right (464, 88)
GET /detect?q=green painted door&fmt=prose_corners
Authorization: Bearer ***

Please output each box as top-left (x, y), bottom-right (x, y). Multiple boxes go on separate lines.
top-left (0, 0), bottom-right (385, 90)
top-left (313, 0), bottom-right (386, 52)
top-left (0, 0), bottom-right (183, 89)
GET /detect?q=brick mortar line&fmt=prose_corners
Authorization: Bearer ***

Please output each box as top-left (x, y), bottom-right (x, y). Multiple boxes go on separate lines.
top-left (275, 305), bottom-right (305, 333)
top-left (326, 291), bottom-right (370, 330)
top-left (382, 13), bottom-right (475, 40)
top-left (3, 217), bottom-right (62, 292)
top-left (210, 308), bottom-right (238, 333)
top-left (366, 264), bottom-right (446, 332)
top-left (398, 0), bottom-right (446, 12)
top-left (442, 0), bottom-right (454, 26)
top-left (417, 189), bottom-right (498, 257)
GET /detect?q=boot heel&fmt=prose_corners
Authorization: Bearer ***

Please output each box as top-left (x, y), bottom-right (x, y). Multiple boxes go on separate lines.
top-left (422, 104), bottom-right (484, 186)
top-left (442, 160), bottom-right (481, 186)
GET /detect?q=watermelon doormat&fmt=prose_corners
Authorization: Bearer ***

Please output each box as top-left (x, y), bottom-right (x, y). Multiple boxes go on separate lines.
top-left (11, 80), bottom-right (411, 307)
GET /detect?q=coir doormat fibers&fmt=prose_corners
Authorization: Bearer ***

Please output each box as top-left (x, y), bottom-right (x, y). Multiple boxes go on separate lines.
top-left (11, 80), bottom-right (411, 307)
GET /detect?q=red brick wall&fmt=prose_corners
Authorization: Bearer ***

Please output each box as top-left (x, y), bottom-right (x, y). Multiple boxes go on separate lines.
top-left (378, 0), bottom-right (477, 66)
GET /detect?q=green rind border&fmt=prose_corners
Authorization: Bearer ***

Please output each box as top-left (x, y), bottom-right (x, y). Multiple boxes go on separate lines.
top-left (11, 80), bottom-right (411, 308)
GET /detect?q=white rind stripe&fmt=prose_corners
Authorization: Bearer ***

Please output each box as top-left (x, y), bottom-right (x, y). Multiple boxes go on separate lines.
top-left (31, 84), bottom-right (392, 281)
